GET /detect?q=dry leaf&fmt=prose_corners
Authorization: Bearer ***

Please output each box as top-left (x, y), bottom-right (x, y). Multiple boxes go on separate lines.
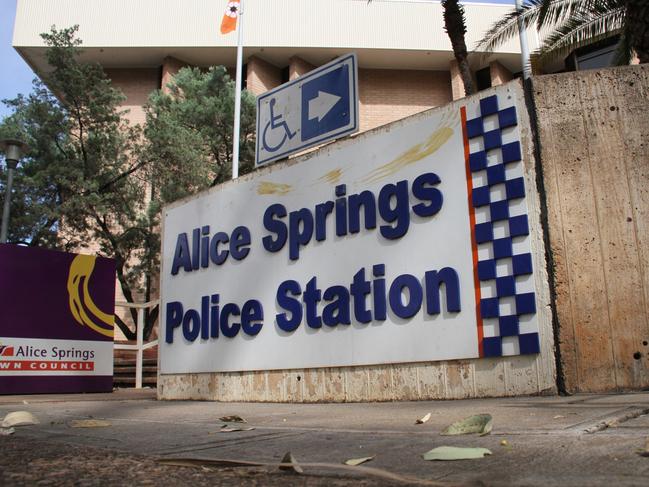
top-left (553, 415), bottom-right (565, 419)
top-left (500, 440), bottom-right (509, 446)
top-left (441, 414), bottom-right (492, 436)
top-left (159, 458), bottom-right (263, 468)
top-left (218, 415), bottom-right (246, 423)
top-left (416, 413), bottom-right (431, 425)
top-left (422, 446), bottom-right (492, 461)
top-left (1, 411), bottom-right (40, 428)
top-left (218, 426), bottom-right (255, 432)
top-left (636, 438), bottom-right (649, 457)
top-left (0, 427), bottom-right (15, 436)
top-left (344, 456), bottom-right (375, 466)
top-left (69, 419), bottom-right (112, 428)
top-left (279, 452), bottom-right (303, 474)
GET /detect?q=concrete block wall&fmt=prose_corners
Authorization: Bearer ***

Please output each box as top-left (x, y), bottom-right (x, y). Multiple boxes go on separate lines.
top-left (288, 56), bottom-right (315, 80)
top-left (104, 68), bottom-right (160, 126)
top-left (358, 68), bottom-right (453, 132)
top-left (490, 61), bottom-right (513, 86)
top-left (246, 56), bottom-right (282, 96)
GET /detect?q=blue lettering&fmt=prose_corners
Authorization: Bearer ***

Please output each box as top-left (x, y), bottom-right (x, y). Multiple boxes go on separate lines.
top-left (241, 300), bottom-right (264, 336)
top-left (171, 233), bottom-right (192, 275)
top-left (262, 203), bottom-right (288, 252)
top-left (165, 301), bottom-right (183, 343)
top-left (231, 226), bottom-right (251, 260)
top-left (389, 274), bottom-right (423, 319)
top-left (276, 280), bottom-right (302, 332)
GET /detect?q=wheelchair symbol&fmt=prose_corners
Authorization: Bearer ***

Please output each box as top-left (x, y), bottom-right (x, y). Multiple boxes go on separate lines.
top-left (262, 98), bottom-right (296, 153)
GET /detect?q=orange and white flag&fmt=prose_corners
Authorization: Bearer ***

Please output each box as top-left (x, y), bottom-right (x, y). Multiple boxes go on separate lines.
top-left (220, 1), bottom-right (240, 34)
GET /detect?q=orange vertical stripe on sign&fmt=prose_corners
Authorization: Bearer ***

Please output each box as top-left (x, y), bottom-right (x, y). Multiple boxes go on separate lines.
top-left (220, 1), bottom-right (240, 34)
top-left (460, 106), bottom-right (484, 358)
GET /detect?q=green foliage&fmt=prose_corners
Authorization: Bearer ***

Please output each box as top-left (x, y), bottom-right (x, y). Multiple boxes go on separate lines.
top-left (0, 26), bottom-right (255, 339)
top-left (144, 65), bottom-right (256, 202)
top-left (476, 0), bottom-right (647, 67)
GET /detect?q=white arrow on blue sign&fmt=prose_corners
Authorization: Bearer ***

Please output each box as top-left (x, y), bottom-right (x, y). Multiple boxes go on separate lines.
top-left (255, 53), bottom-right (358, 167)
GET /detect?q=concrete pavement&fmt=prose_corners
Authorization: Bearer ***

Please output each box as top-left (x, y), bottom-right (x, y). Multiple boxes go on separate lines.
top-left (2, 390), bottom-right (649, 485)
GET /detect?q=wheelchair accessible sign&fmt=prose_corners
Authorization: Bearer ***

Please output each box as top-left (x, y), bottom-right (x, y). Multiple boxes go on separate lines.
top-left (255, 53), bottom-right (358, 166)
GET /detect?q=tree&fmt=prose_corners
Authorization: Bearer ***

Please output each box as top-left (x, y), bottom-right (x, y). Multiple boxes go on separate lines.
top-left (0, 26), bottom-right (256, 340)
top-left (477, 0), bottom-right (649, 67)
top-left (144, 65), bottom-right (256, 204)
top-left (367, 0), bottom-right (475, 96)
top-left (442, 0), bottom-right (476, 96)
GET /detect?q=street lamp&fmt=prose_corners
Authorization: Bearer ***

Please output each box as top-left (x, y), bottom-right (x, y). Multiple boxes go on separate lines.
top-left (0, 139), bottom-right (29, 244)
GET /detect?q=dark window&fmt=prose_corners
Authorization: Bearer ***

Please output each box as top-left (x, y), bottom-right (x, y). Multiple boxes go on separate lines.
top-left (476, 67), bottom-right (492, 91)
top-left (565, 36), bottom-right (620, 72)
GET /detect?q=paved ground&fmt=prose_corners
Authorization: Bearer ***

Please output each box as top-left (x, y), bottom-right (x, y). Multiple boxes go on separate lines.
top-left (1, 389), bottom-right (649, 486)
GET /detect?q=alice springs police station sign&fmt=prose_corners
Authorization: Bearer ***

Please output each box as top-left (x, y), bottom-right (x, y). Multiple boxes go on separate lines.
top-left (160, 83), bottom-right (543, 375)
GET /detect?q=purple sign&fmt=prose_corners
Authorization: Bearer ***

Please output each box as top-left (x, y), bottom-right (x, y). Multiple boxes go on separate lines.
top-left (0, 244), bottom-right (116, 394)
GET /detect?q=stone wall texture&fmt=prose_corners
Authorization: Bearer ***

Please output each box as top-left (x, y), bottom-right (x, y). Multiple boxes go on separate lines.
top-left (533, 64), bottom-right (649, 393)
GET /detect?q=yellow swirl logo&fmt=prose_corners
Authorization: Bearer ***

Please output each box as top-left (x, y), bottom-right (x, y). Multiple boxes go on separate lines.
top-left (67, 255), bottom-right (114, 338)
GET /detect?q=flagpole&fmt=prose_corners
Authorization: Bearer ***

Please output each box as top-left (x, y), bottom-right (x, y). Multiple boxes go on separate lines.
top-left (232, 0), bottom-right (244, 179)
top-left (515, 0), bottom-right (531, 79)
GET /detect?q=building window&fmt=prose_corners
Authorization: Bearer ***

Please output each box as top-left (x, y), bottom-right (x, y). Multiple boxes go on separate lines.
top-left (565, 36), bottom-right (620, 72)
top-left (476, 67), bottom-right (492, 91)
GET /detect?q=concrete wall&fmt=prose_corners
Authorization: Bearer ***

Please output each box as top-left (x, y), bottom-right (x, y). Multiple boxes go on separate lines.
top-left (533, 64), bottom-right (649, 393)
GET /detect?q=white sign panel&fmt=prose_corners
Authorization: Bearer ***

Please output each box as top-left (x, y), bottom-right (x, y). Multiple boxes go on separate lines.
top-left (255, 53), bottom-right (358, 166)
top-left (0, 337), bottom-right (113, 376)
top-left (160, 84), bottom-right (542, 374)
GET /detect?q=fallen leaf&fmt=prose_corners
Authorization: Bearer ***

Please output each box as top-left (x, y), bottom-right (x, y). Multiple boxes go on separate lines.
top-left (279, 452), bottom-right (303, 474)
top-left (422, 446), bottom-right (492, 461)
top-left (344, 456), bottom-right (375, 466)
top-left (0, 427), bottom-right (15, 436)
top-left (22, 400), bottom-right (29, 405)
top-left (416, 413), bottom-right (431, 425)
top-left (218, 426), bottom-right (255, 432)
top-left (1, 411), bottom-right (40, 428)
top-left (218, 415), bottom-right (246, 423)
top-left (500, 440), bottom-right (509, 446)
top-left (69, 419), bottom-right (112, 428)
top-left (553, 415), bottom-right (565, 419)
top-left (159, 457), bottom-right (443, 485)
top-left (441, 414), bottom-right (492, 436)
top-left (636, 438), bottom-right (649, 457)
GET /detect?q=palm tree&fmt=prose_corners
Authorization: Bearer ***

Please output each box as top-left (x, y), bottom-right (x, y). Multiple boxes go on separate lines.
top-left (367, 0), bottom-right (475, 96)
top-left (476, 0), bottom-right (648, 67)
top-left (442, 0), bottom-right (476, 95)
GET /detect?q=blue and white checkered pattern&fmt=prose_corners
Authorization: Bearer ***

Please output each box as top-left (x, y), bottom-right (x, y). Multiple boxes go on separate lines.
top-left (466, 94), bottom-right (540, 357)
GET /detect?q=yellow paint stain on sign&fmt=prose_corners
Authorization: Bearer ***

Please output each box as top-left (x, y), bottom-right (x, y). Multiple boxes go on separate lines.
top-left (257, 181), bottom-right (293, 195)
top-left (362, 127), bottom-right (454, 183)
top-left (317, 168), bottom-right (343, 185)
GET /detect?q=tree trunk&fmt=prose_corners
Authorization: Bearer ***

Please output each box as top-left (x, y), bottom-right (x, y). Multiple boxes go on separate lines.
top-left (442, 0), bottom-right (476, 96)
top-left (626, 0), bottom-right (649, 63)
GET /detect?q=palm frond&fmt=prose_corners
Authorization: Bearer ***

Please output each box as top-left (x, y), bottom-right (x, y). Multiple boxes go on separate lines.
top-left (538, 7), bottom-right (625, 62)
top-left (474, 3), bottom-right (543, 53)
top-left (476, 0), bottom-right (624, 56)
top-left (536, 0), bottom-right (619, 30)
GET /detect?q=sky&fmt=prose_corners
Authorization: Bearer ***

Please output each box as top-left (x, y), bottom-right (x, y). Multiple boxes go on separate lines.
top-left (0, 0), bottom-right (516, 121)
top-left (0, 0), bottom-right (34, 118)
